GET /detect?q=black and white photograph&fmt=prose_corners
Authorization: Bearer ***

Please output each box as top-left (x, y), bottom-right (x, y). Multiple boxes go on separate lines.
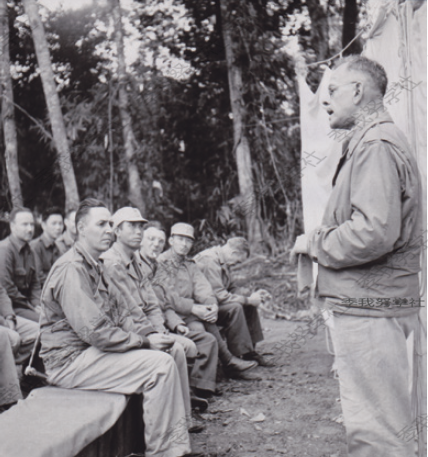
top-left (0, 0), bottom-right (426, 456)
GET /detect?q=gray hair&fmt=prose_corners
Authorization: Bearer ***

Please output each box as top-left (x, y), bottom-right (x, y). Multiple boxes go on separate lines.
top-left (335, 55), bottom-right (388, 96)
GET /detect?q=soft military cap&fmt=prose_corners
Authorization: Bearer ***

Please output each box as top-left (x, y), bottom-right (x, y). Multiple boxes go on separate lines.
top-left (111, 207), bottom-right (147, 229)
top-left (170, 222), bottom-right (195, 240)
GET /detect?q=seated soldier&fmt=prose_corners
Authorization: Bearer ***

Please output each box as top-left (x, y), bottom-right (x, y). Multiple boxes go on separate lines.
top-left (194, 237), bottom-right (274, 367)
top-left (155, 223), bottom-right (258, 380)
top-left (56, 208), bottom-right (77, 254)
top-left (39, 198), bottom-right (200, 457)
top-left (101, 207), bottom-right (206, 426)
top-left (0, 283), bottom-right (38, 368)
top-left (137, 221), bottom-right (219, 399)
top-left (30, 207), bottom-right (64, 287)
top-left (0, 207), bottom-right (41, 322)
top-left (0, 326), bottom-right (22, 413)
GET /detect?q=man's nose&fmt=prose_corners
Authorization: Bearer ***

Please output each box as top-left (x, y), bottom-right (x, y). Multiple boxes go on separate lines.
top-left (322, 99), bottom-right (330, 110)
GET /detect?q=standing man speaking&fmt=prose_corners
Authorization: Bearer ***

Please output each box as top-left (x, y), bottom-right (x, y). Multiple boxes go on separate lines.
top-left (292, 56), bottom-right (422, 457)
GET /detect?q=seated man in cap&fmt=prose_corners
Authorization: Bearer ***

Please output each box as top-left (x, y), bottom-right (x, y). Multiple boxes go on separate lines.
top-left (136, 221), bottom-right (219, 399)
top-left (101, 207), bottom-right (206, 425)
top-left (39, 198), bottom-right (199, 457)
top-left (0, 207), bottom-right (41, 322)
top-left (155, 222), bottom-right (258, 380)
top-left (194, 237), bottom-right (274, 367)
top-left (30, 207), bottom-right (64, 287)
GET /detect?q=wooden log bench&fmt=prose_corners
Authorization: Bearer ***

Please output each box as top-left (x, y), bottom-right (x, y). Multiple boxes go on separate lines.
top-left (0, 386), bottom-right (144, 457)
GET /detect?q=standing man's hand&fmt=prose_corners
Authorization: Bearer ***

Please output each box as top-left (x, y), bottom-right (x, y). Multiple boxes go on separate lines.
top-left (290, 234), bottom-right (309, 263)
top-left (147, 333), bottom-right (175, 352)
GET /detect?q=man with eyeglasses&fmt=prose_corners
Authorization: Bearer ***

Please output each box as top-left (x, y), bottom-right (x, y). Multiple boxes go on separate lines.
top-left (136, 221), bottom-right (219, 400)
top-left (291, 56), bottom-right (422, 457)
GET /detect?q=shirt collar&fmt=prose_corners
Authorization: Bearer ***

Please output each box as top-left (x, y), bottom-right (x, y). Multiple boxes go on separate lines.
top-left (216, 246), bottom-right (227, 266)
top-left (111, 243), bottom-right (134, 269)
top-left (139, 251), bottom-right (156, 267)
top-left (75, 241), bottom-right (101, 272)
top-left (41, 232), bottom-right (55, 249)
top-left (346, 110), bottom-right (393, 158)
top-left (9, 234), bottom-right (28, 253)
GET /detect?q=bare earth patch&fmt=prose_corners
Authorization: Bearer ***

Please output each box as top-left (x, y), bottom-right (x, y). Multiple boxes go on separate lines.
top-left (191, 317), bottom-right (347, 457)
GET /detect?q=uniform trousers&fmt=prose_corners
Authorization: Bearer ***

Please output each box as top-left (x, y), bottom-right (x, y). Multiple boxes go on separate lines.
top-left (183, 326), bottom-right (218, 392)
top-left (328, 307), bottom-right (418, 457)
top-left (3, 316), bottom-right (39, 365)
top-left (47, 346), bottom-right (191, 457)
top-left (0, 327), bottom-right (22, 407)
top-left (170, 333), bottom-right (197, 359)
top-left (217, 302), bottom-right (263, 357)
top-left (14, 306), bottom-right (40, 323)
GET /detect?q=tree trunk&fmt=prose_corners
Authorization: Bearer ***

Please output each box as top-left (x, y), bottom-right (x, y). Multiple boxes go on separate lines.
top-left (306, 0), bottom-right (330, 62)
top-left (0, 0), bottom-right (22, 207)
top-left (342, 0), bottom-right (361, 55)
top-left (110, 0), bottom-right (146, 213)
top-left (22, 0), bottom-right (79, 211)
top-left (219, 0), bottom-right (262, 246)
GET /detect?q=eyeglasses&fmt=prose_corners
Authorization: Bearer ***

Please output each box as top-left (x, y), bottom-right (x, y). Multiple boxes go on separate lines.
top-left (328, 81), bottom-right (360, 98)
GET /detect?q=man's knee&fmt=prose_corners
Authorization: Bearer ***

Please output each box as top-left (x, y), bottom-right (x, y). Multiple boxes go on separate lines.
top-left (219, 302), bottom-right (244, 321)
top-left (16, 317), bottom-right (39, 345)
top-left (5, 328), bottom-right (21, 355)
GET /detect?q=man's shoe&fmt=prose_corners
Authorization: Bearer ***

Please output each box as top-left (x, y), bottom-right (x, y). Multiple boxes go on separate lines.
top-left (191, 395), bottom-right (208, 412)
top-left (193, 387), bottom-right (223, 399)
top-left (224, 356), bottom-right (257, 373)
top-left (188, 422), bottom-right (205, 434)
top-left (183, 453), bottom-right (205, 457)
top-left (243, 352), bottom-right (276, 367)
top-left (227, 370), bottom-right (262, 381)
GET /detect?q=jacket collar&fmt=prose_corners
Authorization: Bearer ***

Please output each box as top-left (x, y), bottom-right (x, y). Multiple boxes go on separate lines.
top-left (75, 241), bottom-right (101, 273)
top-left (9, 234), bottom-right (28, 253)
top-left (346, 110), bottom-right (394, 158)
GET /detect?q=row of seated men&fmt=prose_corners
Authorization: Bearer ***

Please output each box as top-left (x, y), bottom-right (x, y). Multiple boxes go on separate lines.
top-left (0, 199), bottom-right (274, 457)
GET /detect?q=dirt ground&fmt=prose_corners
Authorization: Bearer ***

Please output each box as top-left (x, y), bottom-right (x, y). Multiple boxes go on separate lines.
top-left (191, 255), bottom-right (348, 457)
top-left (191, 317), bottom-right (347, 457)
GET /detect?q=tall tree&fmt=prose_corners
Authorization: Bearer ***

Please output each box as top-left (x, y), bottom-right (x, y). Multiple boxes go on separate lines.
top-left (0, 0), bottom-right (22, 207)
top-left (342, 0), bottom-right (362, 55)
top-left (306, 0), bottom-right (330, 62)
top-left (219, 0), bottom-right (262, 246)
top-left (110, 0), bottom-right (146, 212)
top-left (22, 0), bottom-right (79, 211)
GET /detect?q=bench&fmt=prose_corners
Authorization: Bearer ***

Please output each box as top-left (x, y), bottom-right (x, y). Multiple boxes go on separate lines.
top-left (0, 386), bottom-right (144, 457)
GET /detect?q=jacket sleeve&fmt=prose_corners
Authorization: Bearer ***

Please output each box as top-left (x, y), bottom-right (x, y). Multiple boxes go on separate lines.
top-left (196, 257), bottom-right (246, 305)
top-left (54, 263), bottom-right (147, 352)
top-left (152, 262), bottom-right (195, 315)
top-left (190, 263), bottom-right (218, 305)
top-left (140, 281), bottom-right (166, 332)
top-left (103, 261), bottom-right (157, 337)
top-left (0, 244), bottom-right (30, 309)
top-left (0, 284), bottom-right (14, 318)
top-left (308, 141), bottom-right (402, 269)
top-left (30, 240), bottom-right (47, 287)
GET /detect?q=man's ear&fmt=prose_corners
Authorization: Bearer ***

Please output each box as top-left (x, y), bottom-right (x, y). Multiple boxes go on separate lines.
top-left (168, 236), bottom-right (174, 247)
top-left (353, 82), bottom-right (364, 104)
top-left (76, 219), bottom-right (85, 238)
